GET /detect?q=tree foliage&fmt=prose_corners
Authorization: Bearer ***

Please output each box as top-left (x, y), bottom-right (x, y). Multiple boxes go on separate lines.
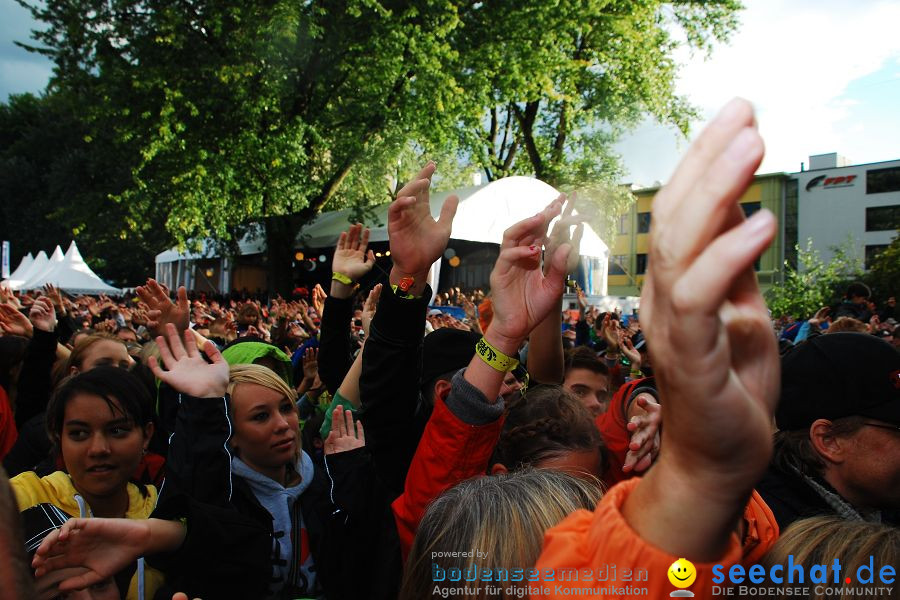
top-left (10, 0), bottom-right (744, 292)
top-left (765, 240), bottom-right (863, 319)
top-left (862, 233), bottom-right (900, 303)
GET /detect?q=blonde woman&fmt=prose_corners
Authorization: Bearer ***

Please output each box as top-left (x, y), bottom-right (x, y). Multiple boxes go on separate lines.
top-left (400, 469), bottom-right (603, 600)
top-left (758, 516), bottom-right (899, 599)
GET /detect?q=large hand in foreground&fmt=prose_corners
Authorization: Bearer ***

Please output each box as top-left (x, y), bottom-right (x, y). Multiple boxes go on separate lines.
top-left (625, 98), bottom-right (779, 561)
top-left (388, 162), bottom-right (458, 291)
top-left (136, 279), bottom-right (190, 336)
top-left (641, 98), bottom-right (778, 480)
top-left (149, 323), bottom-right (229, 398)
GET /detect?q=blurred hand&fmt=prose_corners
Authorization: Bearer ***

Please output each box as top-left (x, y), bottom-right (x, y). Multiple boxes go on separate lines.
top-left (0, 303), bottom-right (33, 338)
top-left (544, 193), bottom-right (586, 276)
top-left (360, 284), bottom-right (382, 338)
top-left (29, 296), bottom-right (58, 333)
top-left (136, 279), bottom-right (190, 336)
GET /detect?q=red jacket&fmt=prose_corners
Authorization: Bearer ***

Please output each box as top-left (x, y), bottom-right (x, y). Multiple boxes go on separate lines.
top-left (596, 377), bottom-right (656, 489)
top-left (391, 392), bottom-right (505, 558)
top-left (0, 385), bottom-right (17, 461)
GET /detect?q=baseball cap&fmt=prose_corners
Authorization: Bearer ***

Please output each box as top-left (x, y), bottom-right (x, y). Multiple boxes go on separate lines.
top-left (776, 333), bottom-right (900, 431)
top-left (420, 328), bottom-right (481, 391)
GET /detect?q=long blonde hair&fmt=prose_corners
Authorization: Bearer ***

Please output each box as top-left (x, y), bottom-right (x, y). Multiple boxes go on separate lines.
top-left (400, 469), bottom-right (603, 600)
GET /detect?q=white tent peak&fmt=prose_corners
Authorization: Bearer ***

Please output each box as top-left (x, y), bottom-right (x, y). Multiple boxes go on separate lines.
top-left (1, 252), bottom-right (35, 289)
top-left (10, 250), bottom-right (49, 290)
top-left (13, 242), bottom-right (121, 295)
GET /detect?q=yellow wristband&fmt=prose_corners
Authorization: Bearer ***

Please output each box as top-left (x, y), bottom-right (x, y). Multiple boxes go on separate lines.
top-left (332, 272), bottom-right (354, 286)
top-left (475, 337), bottom-right (519, 372)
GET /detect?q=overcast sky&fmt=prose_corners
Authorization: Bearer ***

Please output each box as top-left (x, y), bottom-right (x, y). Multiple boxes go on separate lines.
top-left (3, 0), bottom-right (899, 185)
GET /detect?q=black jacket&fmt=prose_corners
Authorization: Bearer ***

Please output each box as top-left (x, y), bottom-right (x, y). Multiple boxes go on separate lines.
top-left (317, 295), bottom-right (356, 396)
top-left (358, 284), bottom-right (431, 497)
top-left (756, 462), bottom-right (898, 530)
top-left (322, 446), bottom-right (402, 600)
top-left (148, 393), bottom-right (336, 599)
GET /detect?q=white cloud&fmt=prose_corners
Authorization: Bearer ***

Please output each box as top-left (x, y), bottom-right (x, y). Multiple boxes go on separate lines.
top-left (619, 0), bottom-right (900, 182)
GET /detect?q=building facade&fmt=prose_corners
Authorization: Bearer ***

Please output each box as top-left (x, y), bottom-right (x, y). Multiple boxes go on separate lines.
top-left (792, 154), bottom-right (900, 270)
top-left (607, 173), bottom-right (792, 297)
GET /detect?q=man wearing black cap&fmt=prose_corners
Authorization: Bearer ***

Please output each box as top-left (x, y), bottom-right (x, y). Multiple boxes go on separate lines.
top-left (757, 332), bottom-right (900, 529)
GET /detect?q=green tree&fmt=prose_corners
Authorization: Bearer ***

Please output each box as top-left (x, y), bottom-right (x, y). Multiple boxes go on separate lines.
top-left (765, 240), bottom-right (863, 319)
top-left (14, 0), bottom-right (744, 293)
top-left (862, 233), bottom-right (900, 303)
top-left (455, 0), bottom-right (742, 187)
top-left (0, 92), bottom-right (169, 286)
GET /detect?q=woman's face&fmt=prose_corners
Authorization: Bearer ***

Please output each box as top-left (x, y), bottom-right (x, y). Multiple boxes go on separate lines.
top-left (230, 382), bottom-right (299, 480)
top-left (72, 340), bottom-right (133, 374)
top-left (60, 393), bottom-right (151, 500)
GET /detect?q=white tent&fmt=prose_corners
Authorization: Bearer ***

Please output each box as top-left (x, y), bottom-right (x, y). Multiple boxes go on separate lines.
top-left (154, 176), bottom-right (610, 294)
top-left (298, 176), bottom-right (610, 294)
top-left (23, 241), bottom-right (121, 295)
top-left (7, 250), bottom-right (49, 291)
top-left (1, 252), bottom-right (34, 289)
top-left (20, 246), bottom-right (64, 290)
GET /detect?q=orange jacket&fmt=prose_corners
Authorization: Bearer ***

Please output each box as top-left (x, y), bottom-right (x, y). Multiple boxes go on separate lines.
top-left (532, 478), bottom-right (778, 599)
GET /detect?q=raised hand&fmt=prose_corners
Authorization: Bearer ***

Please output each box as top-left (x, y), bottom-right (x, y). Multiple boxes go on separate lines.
top-left (620, 332), bottom-right (641, 370)
top-left (600, 314), bottom-right (620, 351)
top-left (486, 197), bottom-right (570, 352)
top-left (0, 302), bottom-right (33, 338)
top-left (626, 98), bottom-right (779, 561)
top-left (136, 279), bottom-right (190, 336)
top-left (388, 162), bottom-right (459, 296)
top-left (544, 193), bottom-right (586, 276)
top-left (29, 295), bottom-right (58, 333)
top-left (324, 405), bottom-right (366, 455)
top-left (332, 224), bottom-right (376, 285)
top-left (149, 323), bottom-right (229, 398)
top-left (43, 284), bottom-right (66, 316)
top-left (622, 394), bottom-right (661, 473)
top-left (311, 284), bottom-right (327, 318)
top-left (301, 347), bottom-right (319, 382)
top-left (360, 283), bottom-right (382, 338)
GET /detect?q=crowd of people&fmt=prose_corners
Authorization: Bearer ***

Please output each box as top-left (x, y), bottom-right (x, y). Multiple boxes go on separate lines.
top-left (0, 99), bottom-right (897, 600)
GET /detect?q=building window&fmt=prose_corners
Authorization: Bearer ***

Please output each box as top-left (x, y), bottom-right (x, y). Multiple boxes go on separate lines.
top-left (865, 205), bottom-right (900, 232)
top-left (616, 214), bottom-right (627, 235)
top-left (865, 245), bottom-right (888, 270)
top-left (784, 179), bottom-right (798, 272)
top-left (608, 255), bottom-right (627, 276)
top-left (866, 166), bottom-right (900, 195)
top-left (741, 202), bottom-right (761, 218)
top-left (637, 212), bottom-right (651, 234)
top-left (636, 253), bottom-right (648, 275)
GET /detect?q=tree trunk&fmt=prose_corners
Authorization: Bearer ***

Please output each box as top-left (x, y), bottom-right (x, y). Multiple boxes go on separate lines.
top-left (264, 213), bottom-right (302, 298)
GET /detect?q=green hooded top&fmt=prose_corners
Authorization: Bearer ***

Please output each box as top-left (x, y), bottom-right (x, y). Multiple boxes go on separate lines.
top-left (221, 341), bottom-right (293, 387)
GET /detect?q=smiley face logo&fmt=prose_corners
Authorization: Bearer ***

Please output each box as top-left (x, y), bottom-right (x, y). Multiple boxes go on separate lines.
top-left (667, 558), bottom-right (697, 589)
